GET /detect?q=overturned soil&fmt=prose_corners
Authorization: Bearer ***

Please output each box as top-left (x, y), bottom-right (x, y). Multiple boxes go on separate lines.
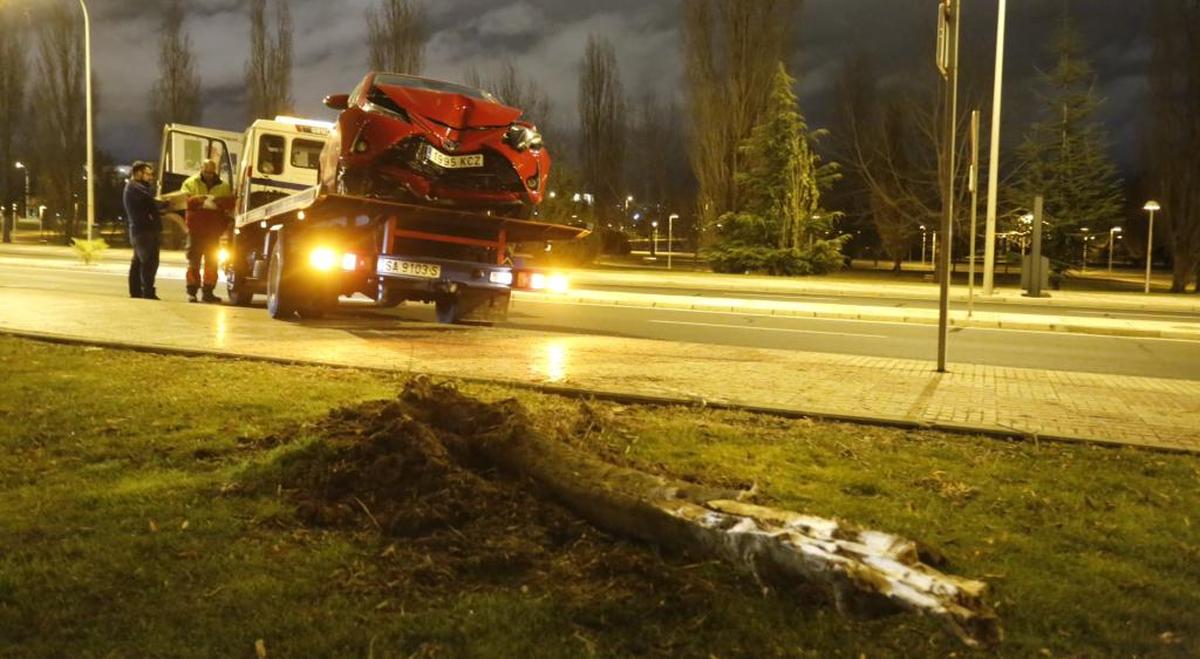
top-left (246, 387), bottom-right (775, 653)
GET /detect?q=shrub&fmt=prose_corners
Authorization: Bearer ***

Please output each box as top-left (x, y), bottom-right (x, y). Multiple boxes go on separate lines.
top-left (71, 238), bottom-right (109, 265)
top-left (706, 238), bottom-right (847, 277)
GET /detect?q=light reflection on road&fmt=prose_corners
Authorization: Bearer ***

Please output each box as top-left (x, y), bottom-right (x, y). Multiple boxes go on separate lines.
top-left (213, 306), bottom-right (228, 348)
top-left (539, 339), bottom-right (570, 383)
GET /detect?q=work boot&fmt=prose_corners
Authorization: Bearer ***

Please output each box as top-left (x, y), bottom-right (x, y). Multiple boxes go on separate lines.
top-left (187, 293), bottom-right (199, 303)
top-left (201, 288), bottom-right (221, 304)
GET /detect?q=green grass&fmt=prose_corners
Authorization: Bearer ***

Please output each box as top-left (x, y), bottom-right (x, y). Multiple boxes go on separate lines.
top-left (0, 335), bottom-right (1197, 657)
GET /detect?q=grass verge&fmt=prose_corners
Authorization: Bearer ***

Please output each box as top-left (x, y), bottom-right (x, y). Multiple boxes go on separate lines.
top-left (0, 335), bottom-right (1196, 657)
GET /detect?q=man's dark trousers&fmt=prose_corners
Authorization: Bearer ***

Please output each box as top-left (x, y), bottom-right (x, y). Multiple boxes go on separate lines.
top-left (128, 230), bottom-right (162, 298)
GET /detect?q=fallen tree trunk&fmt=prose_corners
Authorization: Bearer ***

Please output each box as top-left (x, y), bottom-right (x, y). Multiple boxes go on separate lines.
top-left (401, 378), bottom-right (1002, 647)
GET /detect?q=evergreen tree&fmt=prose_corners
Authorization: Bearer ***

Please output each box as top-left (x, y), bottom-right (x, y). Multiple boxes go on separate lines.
top-left (1009, 17), bottom-right (1124, 274)
top-left (708, 63), bottom-right (844, 276)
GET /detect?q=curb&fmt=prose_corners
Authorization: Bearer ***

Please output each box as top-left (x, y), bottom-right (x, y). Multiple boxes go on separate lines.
top-left (528, 292), bottom-right (1200, 341)
top-left (3, 327), bottom-right (1193, 455)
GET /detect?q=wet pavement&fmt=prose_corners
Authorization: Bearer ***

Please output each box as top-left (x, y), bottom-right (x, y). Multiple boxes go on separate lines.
top-left (1, 285), bottom-right (1197, 452)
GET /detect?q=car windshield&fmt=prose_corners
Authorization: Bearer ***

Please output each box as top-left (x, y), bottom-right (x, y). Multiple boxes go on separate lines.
top-left (374, 74), bottom-right (498, 103)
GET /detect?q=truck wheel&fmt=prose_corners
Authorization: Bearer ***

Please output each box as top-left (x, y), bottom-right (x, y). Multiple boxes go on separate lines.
top-left (435, 295), bottom-right (461, 324)
top-left (266, 232), bottom-right (298, 320)
top-left (227, 269), bottom-right (255, 306)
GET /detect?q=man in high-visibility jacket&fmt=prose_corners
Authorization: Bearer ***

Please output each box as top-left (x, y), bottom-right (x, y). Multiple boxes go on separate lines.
top-left (181, 159), bottom-right (236, 303)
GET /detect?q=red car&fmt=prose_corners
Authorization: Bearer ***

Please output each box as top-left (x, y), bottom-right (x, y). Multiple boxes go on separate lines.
top-left (320, 72), bottom-right (549, 219)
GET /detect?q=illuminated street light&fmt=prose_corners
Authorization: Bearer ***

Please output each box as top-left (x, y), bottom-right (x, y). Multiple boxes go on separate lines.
top-left (1143, 201), bottom-right (1161, 294)
top-left (920, 225), bottom-right (928, 265)
top-left (651, 220), bottom-right (659, 258)
top-left (1108, 227), bottom-right (1122, 273)
top-left (14, 162), bottom-right (29, 220)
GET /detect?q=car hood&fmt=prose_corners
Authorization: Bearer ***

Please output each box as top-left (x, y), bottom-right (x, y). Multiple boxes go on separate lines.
top-left (376, 84), bottom-right (522, 130)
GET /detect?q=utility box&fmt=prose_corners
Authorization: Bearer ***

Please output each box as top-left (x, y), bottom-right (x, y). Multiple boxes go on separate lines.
top-left (1021, 255), bottom-right (1050, 293)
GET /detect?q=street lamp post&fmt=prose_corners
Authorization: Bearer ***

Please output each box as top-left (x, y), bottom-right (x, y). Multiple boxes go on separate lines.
top-left (920, 225), bottom-right (927, 265)
top-left (14, 161), bottom-right (29, 219)
top-left (1108, 227), bottom-right (1122, 272)
top-left (651, 220), bottom-right (659, 259)
top-left (80, 0), bottom-right (96, 242)
top-left (668, 214), bottom-right (679, 270)
top-left (983, 0), bottom-right (1008, 296)
top-left (1143, 201), bottom-right (1160, 294)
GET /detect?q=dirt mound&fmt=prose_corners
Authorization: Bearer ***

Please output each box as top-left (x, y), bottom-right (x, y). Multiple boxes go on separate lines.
top-left (262, 390), bottom-right (688, 597)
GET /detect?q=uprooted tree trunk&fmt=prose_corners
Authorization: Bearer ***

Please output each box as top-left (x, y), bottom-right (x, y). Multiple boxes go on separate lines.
top-left (401, 378), bottom-right (1002, 648)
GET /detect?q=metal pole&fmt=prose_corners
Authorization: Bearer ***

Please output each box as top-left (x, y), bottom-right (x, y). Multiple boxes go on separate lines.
top-left (81, 0), bottom-right (95, 243)
top-left (1025, 195), bottom-right (1045, 298)
top-left (983, 0), bottom-right (1007, 295)
top-left (668, 214), bottom-right (676, 270)
top-left (968, 109), bottom-right (980, 318)
top-left (1108, 230), bottom-right (1114, 273)
top-left (22, 167), bottom-right (30, 221)
top-left (1145, 210), bottom-right (1155, 294)
top-left (937, 0), bottom-right (960, 373)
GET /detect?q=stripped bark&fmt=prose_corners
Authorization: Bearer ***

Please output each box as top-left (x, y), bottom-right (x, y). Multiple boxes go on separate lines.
top-left (401, 379), bottom-right (1002, 648)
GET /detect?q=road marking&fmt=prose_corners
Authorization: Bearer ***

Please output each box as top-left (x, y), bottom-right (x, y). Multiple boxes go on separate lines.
top-left (649, 319), bottom-right (889, 339)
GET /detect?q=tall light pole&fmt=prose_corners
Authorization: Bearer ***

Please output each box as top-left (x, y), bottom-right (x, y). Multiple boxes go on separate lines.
top-left (982, 0), bottom-right (1007, 296)
top-left (81, 0), bottom-right (96, 242)
top-left (651, 220), bottom-right (659, 259)
top-left (920, 224), bottom-right (927, 264)
top-left (1108, 227), bottom-right (1122, 272)
top-left (668, 213), bottom-right (679, 270)
top-left (1143, 201), bottom-right (1160, 294)
top-left (14, 162), bottom-right (29, 219)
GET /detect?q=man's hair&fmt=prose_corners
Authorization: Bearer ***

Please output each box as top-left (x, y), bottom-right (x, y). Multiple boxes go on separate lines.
top-left (130, 161), bottom-right (152, 176)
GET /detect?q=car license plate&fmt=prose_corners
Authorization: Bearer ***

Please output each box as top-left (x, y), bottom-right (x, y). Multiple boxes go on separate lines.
top-left (378, 258), bottom-right (441, 279)
top-left (425, 146), bottom-right (484, 170)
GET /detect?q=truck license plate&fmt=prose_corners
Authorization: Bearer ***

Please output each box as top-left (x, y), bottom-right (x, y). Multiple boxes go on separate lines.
top-left (425, 147), bottom-right (484, 170)
top-left (378, 258), bottom-right (441, 279)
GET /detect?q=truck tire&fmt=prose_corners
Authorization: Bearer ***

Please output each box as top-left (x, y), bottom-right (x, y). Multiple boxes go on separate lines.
top-left (266, 231), bottom-right (299, 320)
top-left (227, 268), bottom-right (255, 306)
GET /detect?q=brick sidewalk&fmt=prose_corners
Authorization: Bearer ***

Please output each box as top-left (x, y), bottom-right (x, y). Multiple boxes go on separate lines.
top-left (1, 287), bottom-right (1196, 452)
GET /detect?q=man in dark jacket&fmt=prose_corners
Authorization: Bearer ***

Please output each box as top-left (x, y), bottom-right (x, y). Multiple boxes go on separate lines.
top-left (123, 161), bottom-right (164, 300)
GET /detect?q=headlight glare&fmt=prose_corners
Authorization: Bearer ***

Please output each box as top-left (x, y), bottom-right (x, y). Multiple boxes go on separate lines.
top-left (310, 247), bottom-right (338, 271)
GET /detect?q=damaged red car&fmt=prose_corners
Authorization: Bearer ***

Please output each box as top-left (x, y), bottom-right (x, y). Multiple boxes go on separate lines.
top-left (319, 72), bottom-right (549, 219)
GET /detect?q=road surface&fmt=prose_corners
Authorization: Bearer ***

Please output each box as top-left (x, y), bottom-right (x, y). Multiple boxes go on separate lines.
top-left (1, 258), bottom-right (1197, 380)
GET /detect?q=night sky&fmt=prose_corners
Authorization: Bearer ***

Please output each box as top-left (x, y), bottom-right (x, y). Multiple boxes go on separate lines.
top-left (72, 0), bottom-right (1150, 170)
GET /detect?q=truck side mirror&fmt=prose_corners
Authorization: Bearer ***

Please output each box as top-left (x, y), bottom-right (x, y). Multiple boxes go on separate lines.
top-left (323, 94), bottom-right (350, 111)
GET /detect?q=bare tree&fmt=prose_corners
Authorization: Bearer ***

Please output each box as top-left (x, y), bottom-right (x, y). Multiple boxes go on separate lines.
top-left (683, 0), bottom-right (800, 237)
top-left (367, 0), bottom-right (426, 74)
top-left (149, 0), bottom-right (202, 135)
top-left (33, 3), bottom-right (88, 239)
top-left (0, 7), bottom-right (28, 214)
top-left (245, 0), bottom-right (293, 121)
top-left (578, 34), bottom-right (626, 221)
top-left (1149, 2), bottom-right (1200, 293)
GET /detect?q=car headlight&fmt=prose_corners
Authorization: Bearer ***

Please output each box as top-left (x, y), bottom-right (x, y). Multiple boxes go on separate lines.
top-left (505, 125), bottom-right (543, 152)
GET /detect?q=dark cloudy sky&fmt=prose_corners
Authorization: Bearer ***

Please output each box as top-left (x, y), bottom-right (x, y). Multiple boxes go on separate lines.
top-left (78, 0), bottom-right (1150, 169)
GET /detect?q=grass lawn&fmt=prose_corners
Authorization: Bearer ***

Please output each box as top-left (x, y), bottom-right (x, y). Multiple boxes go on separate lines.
top-left (0, 335), bottom-right (1196, 657)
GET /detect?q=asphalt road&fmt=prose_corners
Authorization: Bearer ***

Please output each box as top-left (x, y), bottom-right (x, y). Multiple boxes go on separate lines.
top-left (577, 283), bottom-right (1200, 323)
top-left (2, 259), bottom-right (1198, 380)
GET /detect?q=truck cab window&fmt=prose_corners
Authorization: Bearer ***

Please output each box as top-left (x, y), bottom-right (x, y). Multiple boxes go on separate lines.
top-left (291, 139), bottom-right (323, 170)
top-left (258, 134), bottom-right (285, 175)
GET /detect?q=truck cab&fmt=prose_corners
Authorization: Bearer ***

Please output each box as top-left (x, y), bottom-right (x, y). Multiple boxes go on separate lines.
top-left (236, 117), bottom-right (332, 216)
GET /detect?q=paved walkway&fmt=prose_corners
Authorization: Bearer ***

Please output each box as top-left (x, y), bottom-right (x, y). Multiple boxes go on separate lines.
top-left (1, 286), bottom-right (1197, 453)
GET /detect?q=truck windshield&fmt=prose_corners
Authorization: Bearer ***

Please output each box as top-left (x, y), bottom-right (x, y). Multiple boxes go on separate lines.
top-left (374, 74), bottom-right (497, 102)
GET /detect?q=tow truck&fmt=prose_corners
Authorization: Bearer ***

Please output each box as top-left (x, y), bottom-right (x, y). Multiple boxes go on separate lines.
top-left (158, 118), bottom-right (585, 324)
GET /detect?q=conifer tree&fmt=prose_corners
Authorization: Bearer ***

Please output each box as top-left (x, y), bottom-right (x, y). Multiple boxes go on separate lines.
top-left (709, 63), bottom-right (844, 275)
top-left (1009, 17), bottom-right (1124, 273)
